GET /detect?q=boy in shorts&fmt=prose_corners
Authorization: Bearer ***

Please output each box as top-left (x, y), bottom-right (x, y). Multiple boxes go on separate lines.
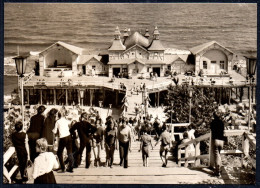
top-left (139, 127), bottom-right (153, 167)
top-left (155, 123), bottom-right (171, 167)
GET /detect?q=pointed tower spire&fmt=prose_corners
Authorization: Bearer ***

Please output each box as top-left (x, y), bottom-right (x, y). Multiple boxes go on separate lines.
top-left (144, 28), bottom-right (150, 38)
top-left (153, 26), bottom-right (160, 40)
top-left (108, 26), bottom-right (126, 51)
top-left (114, 26), bottom-right (121, 40)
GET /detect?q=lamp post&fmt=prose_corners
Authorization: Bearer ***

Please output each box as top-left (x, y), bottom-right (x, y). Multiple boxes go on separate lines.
top-left (170, 101), bottom-right (174, 141)
top-left (170, 101), bottom-right (173, 126)
top-left (189, 89), bottom-right (193, 124)
top-left (245, 55), bottom-right (257, 131)
top-left (13, 55), bottom-right (27, 129)
top-left (79, 89), bottom-right (85, 110)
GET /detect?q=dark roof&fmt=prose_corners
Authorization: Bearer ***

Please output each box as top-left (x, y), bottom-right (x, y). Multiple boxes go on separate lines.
top-left (124, 32), bottom-right (150, 49)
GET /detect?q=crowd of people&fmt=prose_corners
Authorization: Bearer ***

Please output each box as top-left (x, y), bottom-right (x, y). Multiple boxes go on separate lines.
top-left (9, 104), bottom-right (174, 184)
top-left (7, 98), bottom-right (256, 184)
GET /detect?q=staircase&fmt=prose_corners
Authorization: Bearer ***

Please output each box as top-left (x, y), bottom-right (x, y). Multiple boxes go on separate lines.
top-left (125, 91), bottom-right (143, 118)
top-left (53, 136), bottom-right (184, 184)
top-left (51, 135), bottom-right (242, 184)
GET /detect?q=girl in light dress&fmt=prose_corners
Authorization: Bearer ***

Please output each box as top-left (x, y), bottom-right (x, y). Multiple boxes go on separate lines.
top-left (32, 138), bottom-right (59, 184)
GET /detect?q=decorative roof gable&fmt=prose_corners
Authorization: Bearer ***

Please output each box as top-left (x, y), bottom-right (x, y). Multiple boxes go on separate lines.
top-left (190, 41), bottom-right (233, 55)
top-left (122, 44), bottom-right (150, 55)
top-left (39, 41), bottom-right (87, 55)
top-left (77, 55), bottom-right (102, 65)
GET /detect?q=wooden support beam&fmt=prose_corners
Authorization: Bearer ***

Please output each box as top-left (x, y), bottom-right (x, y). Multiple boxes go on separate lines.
top-left (116, 91), bottom-right (118, 106)
top-left (90, 89), bottom-right (94, 107)
top-left (66, 89), bottom-right (68, 106)
top-left (53, 89), bottom-right (56, 105)
top-left (103, 89), bottom-right (105, 107)
top-left (157, 91), bottom-right (160, 107)
top-left (77, 89), bottom-right (81, 105)
top-left (40, 89), bottom-right (43, 105)
top-left (27, 89), bottom-right (30, 105)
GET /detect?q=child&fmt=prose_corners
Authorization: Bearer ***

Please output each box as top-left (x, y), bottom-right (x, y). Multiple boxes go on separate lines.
top-left (155, 123), bottom-right (171, 167)
top-left (32, 138), bottom-right (59, 184)
top-left (139, 127), bottom-right (153, 167)
top-left (11, 121), bottom-right (31, 183)
top-left (104, 120), bottom-right (117, 168)
top-left (180, 131), bottom-right (195, 157)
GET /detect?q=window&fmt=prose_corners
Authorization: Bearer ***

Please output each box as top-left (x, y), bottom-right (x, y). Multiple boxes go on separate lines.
top-left (168, 65), bottom-right (171, 70)
top-left (92, 66), bottom-right (96, 70)
top-left (139, 53), bottom-right (142, 55)
top-left (220, 61), bottom-right (225, 69)
top-left (203, 61), bottom-right (207, 69)
top-left (147, 67), bottom-right (149, 72)
top-left (132, 52), bottom-right (135, 55)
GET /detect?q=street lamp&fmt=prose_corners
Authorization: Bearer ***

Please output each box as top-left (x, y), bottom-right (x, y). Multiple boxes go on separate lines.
top-left (79, 89), bottom-right (85, 109)
top-left (13, 55), bottom-right (27, 130)
top-left (245, 55), bottom-right (257, 130)
top-left (170, 101), bottom-right (174, 141)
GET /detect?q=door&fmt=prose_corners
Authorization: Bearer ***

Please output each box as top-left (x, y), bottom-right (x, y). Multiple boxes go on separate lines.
top-left (113, 68), bottom-right (121, 77)
top-left (153, 67), bottom-right (161, 77)
top-left (82, 65), bottom-right (86, 75)
top-left (211, 61), bottom-right (217, 74)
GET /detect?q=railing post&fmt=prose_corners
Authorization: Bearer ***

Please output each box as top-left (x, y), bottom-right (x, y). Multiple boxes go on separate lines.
top-left (195, 141), bottom-right (200, 167)
top-left (171, 125), bottom-right (175, 141)
top-left (178, 148), bottom-right (181, 167)
top-left (209, 131), bottom-right (215, 168)
top-left (184, 146), bottom-right (189, 167)
top-left (242, 133), bottom-right (249, 156)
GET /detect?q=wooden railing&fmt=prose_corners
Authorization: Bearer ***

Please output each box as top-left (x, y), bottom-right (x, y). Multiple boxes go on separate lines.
top-left (178, 130), bottom-right (256, 168)
top-left (3, 147), bottom-right (19, 183)
top-left (166, 123), bottom-right (189, 141)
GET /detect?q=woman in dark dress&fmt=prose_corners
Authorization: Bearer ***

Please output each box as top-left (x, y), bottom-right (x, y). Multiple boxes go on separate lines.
top-left (27, 105), bottom-right (46, 162)
top-left (104, 120), bottom-right (117, 168)
top-left (42, 108), bottom-right (58, 146)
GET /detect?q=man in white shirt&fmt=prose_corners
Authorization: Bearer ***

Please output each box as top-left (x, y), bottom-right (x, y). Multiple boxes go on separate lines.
top-left (52, 110), bottom-right (74, 173)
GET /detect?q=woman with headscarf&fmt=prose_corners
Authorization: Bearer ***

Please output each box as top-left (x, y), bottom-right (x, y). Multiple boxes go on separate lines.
top-left (42, 108), bottom-right (58, 146)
